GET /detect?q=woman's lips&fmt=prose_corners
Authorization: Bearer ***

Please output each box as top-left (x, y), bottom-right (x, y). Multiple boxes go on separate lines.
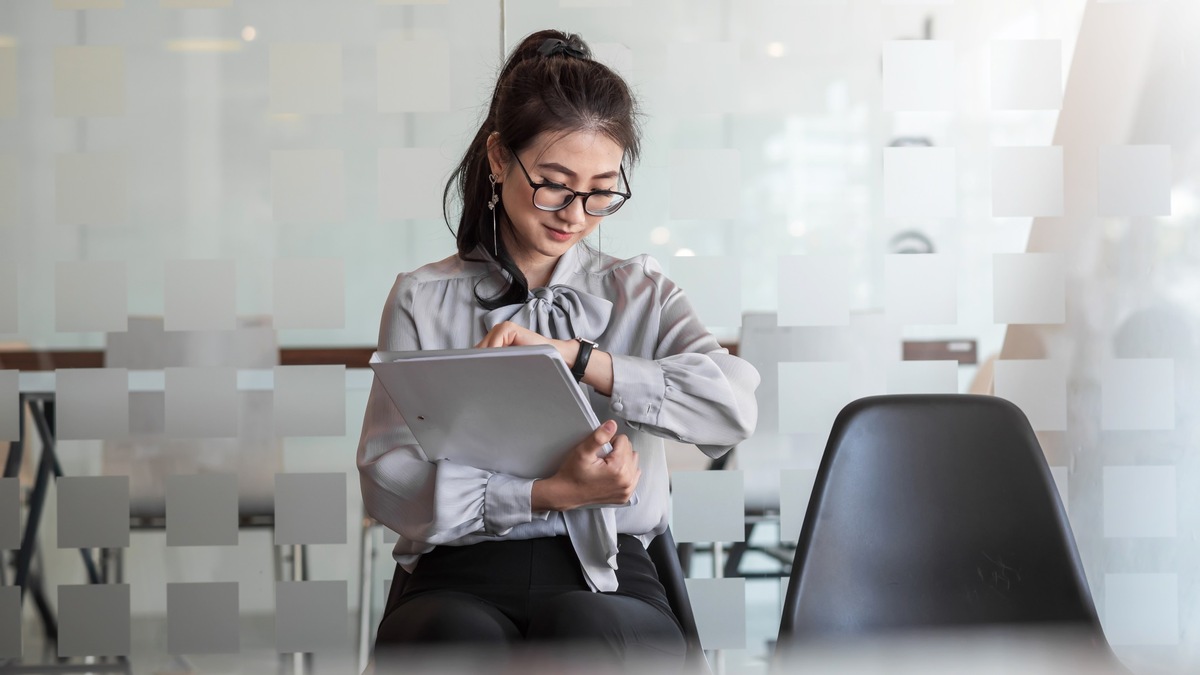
top-left (543, 225), bottom-right (574, 241)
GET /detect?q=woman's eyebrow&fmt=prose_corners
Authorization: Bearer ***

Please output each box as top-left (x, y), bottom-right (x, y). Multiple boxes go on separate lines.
top-left (536, 162), bottom-right (619, 180)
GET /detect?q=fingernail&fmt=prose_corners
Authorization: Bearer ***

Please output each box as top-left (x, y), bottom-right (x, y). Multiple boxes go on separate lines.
top-left (602, 420), bottom-right (616, 432)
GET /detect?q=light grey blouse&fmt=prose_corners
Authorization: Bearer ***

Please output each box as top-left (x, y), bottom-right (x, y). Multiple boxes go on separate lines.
top-left (356, 243), bottom-right (760, 591)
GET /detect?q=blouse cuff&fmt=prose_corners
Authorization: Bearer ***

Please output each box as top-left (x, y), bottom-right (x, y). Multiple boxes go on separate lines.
top-left (483, 473), bottom-right (538, 535)
top-left (608, 353), bottom-right (666, 426)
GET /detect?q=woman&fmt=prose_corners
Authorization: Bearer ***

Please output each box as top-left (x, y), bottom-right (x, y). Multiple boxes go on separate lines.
top-left (359, 29), bottom-right (760, 670)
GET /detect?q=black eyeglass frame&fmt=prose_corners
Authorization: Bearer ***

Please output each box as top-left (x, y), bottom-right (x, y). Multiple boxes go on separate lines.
top-left (506, 146), bottom-right (632, 217)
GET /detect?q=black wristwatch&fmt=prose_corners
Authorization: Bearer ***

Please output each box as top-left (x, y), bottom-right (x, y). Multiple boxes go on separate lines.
top-left (571, 337), bottom-right (597, 383)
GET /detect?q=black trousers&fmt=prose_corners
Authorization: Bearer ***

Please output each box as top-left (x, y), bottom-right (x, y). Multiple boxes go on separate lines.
top-left (373, 535), bottom-right (687, 671)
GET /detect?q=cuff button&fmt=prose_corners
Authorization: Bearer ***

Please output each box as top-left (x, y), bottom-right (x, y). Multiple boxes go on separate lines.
top-left (611, 401), bottom-right (624, 413)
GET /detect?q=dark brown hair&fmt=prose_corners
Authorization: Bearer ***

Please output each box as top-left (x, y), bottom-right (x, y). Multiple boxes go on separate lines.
top-left (442, 29), bottom-right (642, 310)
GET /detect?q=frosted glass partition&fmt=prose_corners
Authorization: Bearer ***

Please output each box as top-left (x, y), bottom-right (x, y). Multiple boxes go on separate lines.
top-left (2, 0), bottom-right (1198, 672)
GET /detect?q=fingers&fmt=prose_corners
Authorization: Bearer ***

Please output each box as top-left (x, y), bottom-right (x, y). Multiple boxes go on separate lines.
top-left (474, 322), bottom-right (507, 349)
top-left (591, 420), bottom-right (618, 446)
top-left (475, 322), bottom-right (553, 350)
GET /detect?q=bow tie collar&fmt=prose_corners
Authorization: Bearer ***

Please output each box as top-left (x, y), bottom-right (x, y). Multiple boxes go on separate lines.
top-left (483, 284), bottom-right (612, 341)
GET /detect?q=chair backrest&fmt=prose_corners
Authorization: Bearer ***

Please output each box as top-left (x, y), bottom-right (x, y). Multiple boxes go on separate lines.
top-left (646, 527), bottom-right (709, 674)
top-left (777, 394), bottom-right (1102, 647)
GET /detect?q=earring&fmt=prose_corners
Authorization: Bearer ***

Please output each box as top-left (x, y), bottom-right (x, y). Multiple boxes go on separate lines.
top-left (487, 173), bottom-right (500, 257)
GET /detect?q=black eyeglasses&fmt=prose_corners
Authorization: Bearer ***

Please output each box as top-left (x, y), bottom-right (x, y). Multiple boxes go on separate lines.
top-left (508, 147), bottom-right (631, 217)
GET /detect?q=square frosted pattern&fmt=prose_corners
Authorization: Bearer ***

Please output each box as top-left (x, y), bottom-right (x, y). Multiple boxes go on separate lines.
top-left (58, 584), bottom-right (130, 657)
top-left (273, 365), bottom-right (346, 437)
top-left (161, 0), bottom-right (232, 7)
top-left (883, 254), bottom-right (957, 325)
top-left (1103, 466), bottom-right (1176, 538)
top-left (991, 147), bottom-right (1064, 217)
top-left (54, 0), bottom-right (123, 7)
top-left (669, 149), bottom-right (740, 220)
top-left (165, 260), bottom-right (236, 331)
top-left (165, 474), bottom-right (239, 547)
top-left (993, 253), bottom-right (1065, 325)
top-left (273, 258), bottom-right (345, 330)
top-left (886, 361), bottom-right (958, 395)
top-left (164, 367), bottom-right (238, 438)
top-left (1101, 359), bottom-right (1174, 430)
top-left (271, 149), bottom-right (345, 225)
top-left (1098, 145), bottom-right (1172, 217)
top-left (167, 582), bottom-right (239, 654)
top-left (778, 362), bottom-right (852, 435)
top-left (54, 261), bottom-right (127, 332)
top-left (667, 42), bottom-right (738, 115)
top-left (884, 148), bottom-right (957, 218)
top-left (686, 578), bottom-right (746, 650)
top-left (670, 470), bottom-right (745, 544)
top-left (0, 478), bottom-right (18, 551)
top-left (666, 256), bottom-right (742, 329)
top-left (993, 359), bottom-right (1067, 431)
top-left (560, 0), bottom-right (633, 7)
top-left (378, 148), bottom-right (452, 220)
top-left (0, 371), bottom-right (17, 442)
top-left (377, 40), bottom-right (451, 112)
top-left (57, 476), bottom-right (130, 549)
top-left (777, 256), bottom-right (850, 327)
top-left (275, 581), bottom-right (347, 653)
top-left (55, 152), bottom-right (128, 227)
top-left (1105, 574), bottom-right (1179, 646)
top-left (269, 43), bottom-right (342, 115)
top-left (882, 40), bottom-right (955, 111)
top-left (56, 368), bottom-right (129, 440)
top-left (0, 46), bottom-right (14, 118)
top-left (54, 46), bottom-right (124, 117)
top-left (274, 473), bottom-right (346, 545)
top-left (991, 40), bottom-right (1062, 110)
top-left (0, 264), bottom-right (15, 333)
top-left (0, 154), bottom-right (16, 229)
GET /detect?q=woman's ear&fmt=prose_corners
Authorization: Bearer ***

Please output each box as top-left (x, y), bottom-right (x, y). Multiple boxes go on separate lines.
top-left (485, 132), bottom-right (507, 179)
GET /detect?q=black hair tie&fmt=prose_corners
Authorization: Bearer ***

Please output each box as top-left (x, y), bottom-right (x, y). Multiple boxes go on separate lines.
top-left (537, 37), bottom-right (587, 59)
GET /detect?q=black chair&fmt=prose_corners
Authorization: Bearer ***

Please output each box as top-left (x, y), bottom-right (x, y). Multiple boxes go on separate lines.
top-left (647, 526), bottom-right (710, 674)
top-left (375, 526), bottom-right (709, 673)
top-left (776, 395), bottom-right (1108, 658)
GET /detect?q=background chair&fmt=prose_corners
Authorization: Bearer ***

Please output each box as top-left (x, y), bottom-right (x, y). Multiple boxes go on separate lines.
top-left (101, 317), bottom-right (299, 582)
top-left (775, 394), bottom-right (1108, 660)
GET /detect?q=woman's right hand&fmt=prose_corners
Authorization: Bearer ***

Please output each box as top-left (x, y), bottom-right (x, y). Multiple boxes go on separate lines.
top-left (531, 420), bottom-right (640, 512)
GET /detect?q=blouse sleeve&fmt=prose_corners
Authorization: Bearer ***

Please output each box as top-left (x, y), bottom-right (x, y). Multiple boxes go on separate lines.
top-left (607, 258), bottom-right (761, 459)
top-left (356, 274), bottom-right (549, 545)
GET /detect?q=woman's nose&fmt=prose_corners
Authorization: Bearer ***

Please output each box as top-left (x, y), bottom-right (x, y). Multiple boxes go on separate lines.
top-left (558, 195), bottom-right (588, 226)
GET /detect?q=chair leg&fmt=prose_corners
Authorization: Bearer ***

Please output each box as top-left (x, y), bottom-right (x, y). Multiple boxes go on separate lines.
top-left (357, 518), bottom-right (375, 675)
top-left (275, 545), bottom-right (312, 675)
top-left (676, 542), bottom-right (694, 575)
top-left (722, 523), bottom-right (756, 578)
top-left (273, 543), bottom-right (284, 583)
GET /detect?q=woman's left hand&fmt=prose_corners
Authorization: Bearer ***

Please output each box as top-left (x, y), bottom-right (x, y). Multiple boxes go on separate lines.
top-left (475, 321), bottom-right (575, 366)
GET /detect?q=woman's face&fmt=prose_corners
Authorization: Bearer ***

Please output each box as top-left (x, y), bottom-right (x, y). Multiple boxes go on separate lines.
top-left (488, 130), bottom-right (625, 268)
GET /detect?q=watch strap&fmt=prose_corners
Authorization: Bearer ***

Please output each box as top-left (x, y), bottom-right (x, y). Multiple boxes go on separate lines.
top-left (572, 338), bottom-right (596, 383)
